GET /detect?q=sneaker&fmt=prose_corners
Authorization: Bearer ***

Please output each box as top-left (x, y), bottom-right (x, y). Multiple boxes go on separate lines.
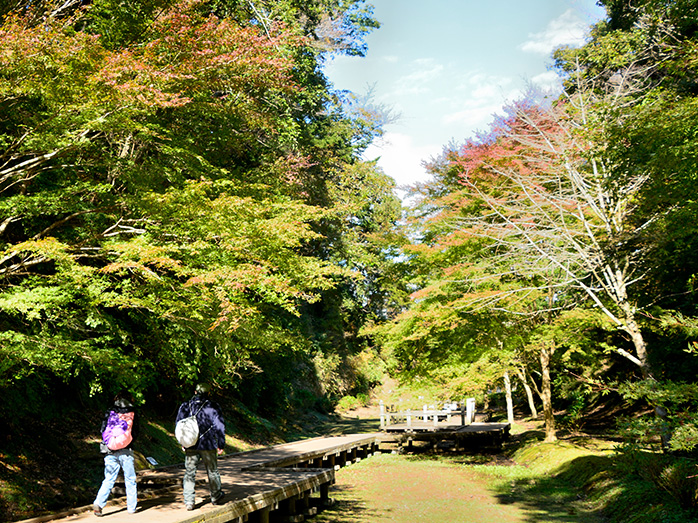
top-left (93, 504), bottom-right (103, 517)
top-left (211, 491), bottom-right (225, 505)
top-left (186, 504), bottom-right (195, 511)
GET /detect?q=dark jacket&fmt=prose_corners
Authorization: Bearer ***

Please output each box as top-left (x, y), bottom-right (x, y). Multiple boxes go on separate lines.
top-left (99, 399), bottom-right (139, 454)
top-left (175, 393), bottom-right (225, 451)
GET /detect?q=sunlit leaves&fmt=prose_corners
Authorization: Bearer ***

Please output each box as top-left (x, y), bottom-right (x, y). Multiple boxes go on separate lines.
top-left (0, 0), bottom-right (395, 416)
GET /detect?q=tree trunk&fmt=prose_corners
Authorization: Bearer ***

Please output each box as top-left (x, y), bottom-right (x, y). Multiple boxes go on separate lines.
top-left (621, 302), bottom-right (651, 379)
top-left (540, 344), bottom-right (556, 442)
top-left (607, 272), bottom-right (651, 378)
top-left (515, 366), bottom-right (538, 418)
top-left (504, 371), bottom-right (514, 425)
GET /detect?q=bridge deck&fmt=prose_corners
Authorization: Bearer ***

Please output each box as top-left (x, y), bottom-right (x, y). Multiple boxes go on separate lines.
top-left (383, 421), bottom-right (510, 433)
top-left (18, 434), bottom-right (380, 523)
top-left (380, 422), bottom-right (511, 450)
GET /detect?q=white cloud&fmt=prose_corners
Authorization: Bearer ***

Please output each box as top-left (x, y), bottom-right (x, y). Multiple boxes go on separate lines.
top-left (362, 132), bottom-right (442, 190)
top-left (471, 83), bottom-right (500, 100)
top-left (388, 58), bottom-right (445, 97)
top-left (439, 73), bottom-right (517, 130)
top-left (531, 70), bottom-right (564, 91)
top-left (520, 9), bottom-right (589, 55)
top-left (442, 102), bottom-right (496, 129)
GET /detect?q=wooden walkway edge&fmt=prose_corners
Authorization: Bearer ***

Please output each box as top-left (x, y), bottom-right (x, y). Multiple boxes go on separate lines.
top-left (380, 422), bottom-right (511, 451)
top-left (15, 434), bottom-right (381, 523)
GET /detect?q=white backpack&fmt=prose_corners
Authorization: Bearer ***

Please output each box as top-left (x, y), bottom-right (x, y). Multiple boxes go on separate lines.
top-left (175, 401), bottom-right (208, 448)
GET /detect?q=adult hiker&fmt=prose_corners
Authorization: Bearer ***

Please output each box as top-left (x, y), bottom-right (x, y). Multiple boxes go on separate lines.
top-left (94, 394), bottom-right (139, 516)
top-left (175, 383), bottom-right (226, 510)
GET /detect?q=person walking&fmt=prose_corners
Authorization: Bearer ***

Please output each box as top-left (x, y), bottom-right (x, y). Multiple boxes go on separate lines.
top-left (176, 383), bottom-right (226, 510)
top-left (93, 395), bottom-right (139, 516)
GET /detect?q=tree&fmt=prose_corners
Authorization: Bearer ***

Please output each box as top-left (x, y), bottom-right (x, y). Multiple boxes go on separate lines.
top-left (552, 0), bottom-right (698, 449)
top-left (431, 90), bottom-right (662, 379)
top-left (0, 0), bottom-right (397, 414)
top-left (380, 79), bottom-right (666, 439)
top-left (0, 4), bottom-right (325, 391)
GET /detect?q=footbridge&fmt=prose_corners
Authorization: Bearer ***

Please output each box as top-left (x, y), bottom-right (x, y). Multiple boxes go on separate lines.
top-left (16, 434), bottom-right (380, 523)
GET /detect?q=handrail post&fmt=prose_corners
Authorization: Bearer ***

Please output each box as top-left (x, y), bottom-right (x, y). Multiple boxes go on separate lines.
top-left (466, 397), bottom-right (476, 424)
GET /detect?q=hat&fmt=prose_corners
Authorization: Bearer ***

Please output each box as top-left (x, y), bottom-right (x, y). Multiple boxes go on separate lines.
top-left (195, 383), bottom-right (210, 394)
top-left (114, 395), bottom-right (133, 408)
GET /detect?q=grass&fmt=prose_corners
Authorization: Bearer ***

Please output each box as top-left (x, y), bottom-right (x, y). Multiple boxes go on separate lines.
top-left (312, 447), bottom-right (610, 523)
top-left (313, 453), bottom-right (528, 523)
top-left (471, 439), bottom-right (613, 522)
top-left (310, 417), bottom-right (698, 523)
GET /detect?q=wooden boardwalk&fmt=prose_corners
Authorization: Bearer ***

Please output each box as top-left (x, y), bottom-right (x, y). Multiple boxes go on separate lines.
top-left (381, 422), bottom-right (511, 450)
top-left (18, 434), bottom-right (380, 523)
top-left (15, 422), bottom-right (510, 523)
top-left (378, 401), bottom-right (510, 450)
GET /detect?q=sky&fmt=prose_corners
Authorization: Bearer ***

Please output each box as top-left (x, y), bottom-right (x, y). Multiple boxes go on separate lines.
top-left (323, 0), bottom-right (607, 194)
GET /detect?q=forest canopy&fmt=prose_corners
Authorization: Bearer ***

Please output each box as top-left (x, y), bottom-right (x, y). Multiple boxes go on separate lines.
top-left (4, 0), bottom-right (698, 458)
top-left (0, 0), bottom-right (402, 416)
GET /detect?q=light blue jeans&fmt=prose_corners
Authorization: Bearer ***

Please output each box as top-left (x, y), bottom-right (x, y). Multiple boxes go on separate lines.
top-left (94, 449), bottom-right (138, 513)
top-left (183, 449), bottom-right (222, 506)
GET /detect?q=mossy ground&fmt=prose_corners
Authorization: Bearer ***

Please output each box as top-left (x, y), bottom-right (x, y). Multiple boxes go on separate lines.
top-left (314, 430), bottom-right (611, 523)
top-left (313, 416), bottom-right (698, 523)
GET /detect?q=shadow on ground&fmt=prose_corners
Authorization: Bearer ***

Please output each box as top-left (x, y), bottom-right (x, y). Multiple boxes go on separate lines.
top-left (298, 485), bottom-right (388, 523)
top-left (490, 455), bottom-right (611, 523)
top-left (295, 414), bottom-right (381, 438)
top-left (318, 417), bottom-right (381, 435)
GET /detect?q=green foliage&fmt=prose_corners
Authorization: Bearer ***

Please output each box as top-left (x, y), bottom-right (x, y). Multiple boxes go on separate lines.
top-left (0, 0), bottom-right (397, 430)
top-left (617, 379), bottom-right (698, 453)
top-left (335, 393), bottom-right (369, 412)
top-left (558, 390), bottom-right (588, 431)
top-left (615, 449), bottom-right (698, 514)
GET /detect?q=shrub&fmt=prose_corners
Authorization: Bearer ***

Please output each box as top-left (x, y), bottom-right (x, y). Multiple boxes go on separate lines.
top-left (336, 395), bottom-right (368, 412)
top-left (615, 449), bottom-right (698, 511)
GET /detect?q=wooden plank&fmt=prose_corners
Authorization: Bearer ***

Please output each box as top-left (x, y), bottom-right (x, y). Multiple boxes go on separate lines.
top-left (379, 422), bottom-right (511, 450)
top-left (14, 434), bottom-right (378, 523)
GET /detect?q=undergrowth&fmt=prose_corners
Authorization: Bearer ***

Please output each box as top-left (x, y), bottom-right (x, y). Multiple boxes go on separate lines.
top-left (472, 434), bottom-right (698, 523)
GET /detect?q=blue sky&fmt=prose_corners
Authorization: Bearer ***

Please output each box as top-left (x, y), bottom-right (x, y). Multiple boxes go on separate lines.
top-left (323, 0), bottom-right (606, 192)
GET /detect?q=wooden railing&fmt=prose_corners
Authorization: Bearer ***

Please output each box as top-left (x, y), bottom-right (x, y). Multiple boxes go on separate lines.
top-left (379, 398), bottom-right (476, 429)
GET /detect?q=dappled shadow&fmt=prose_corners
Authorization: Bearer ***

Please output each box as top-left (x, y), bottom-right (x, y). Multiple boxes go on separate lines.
top-left (490, 455), bottom-right (612, 523)
top-left (305, 416), bottom-right (381, 437)
top-left (0, 416), bottom-right (102, 522)
top-left (136, 489), bottom-right (180, 512)
top-left (284, 484), bottom-right (389, 523)
top-left (563, 434), bottom-right (619, 450)
top-left (509, 429), bottom-right (546, 446)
